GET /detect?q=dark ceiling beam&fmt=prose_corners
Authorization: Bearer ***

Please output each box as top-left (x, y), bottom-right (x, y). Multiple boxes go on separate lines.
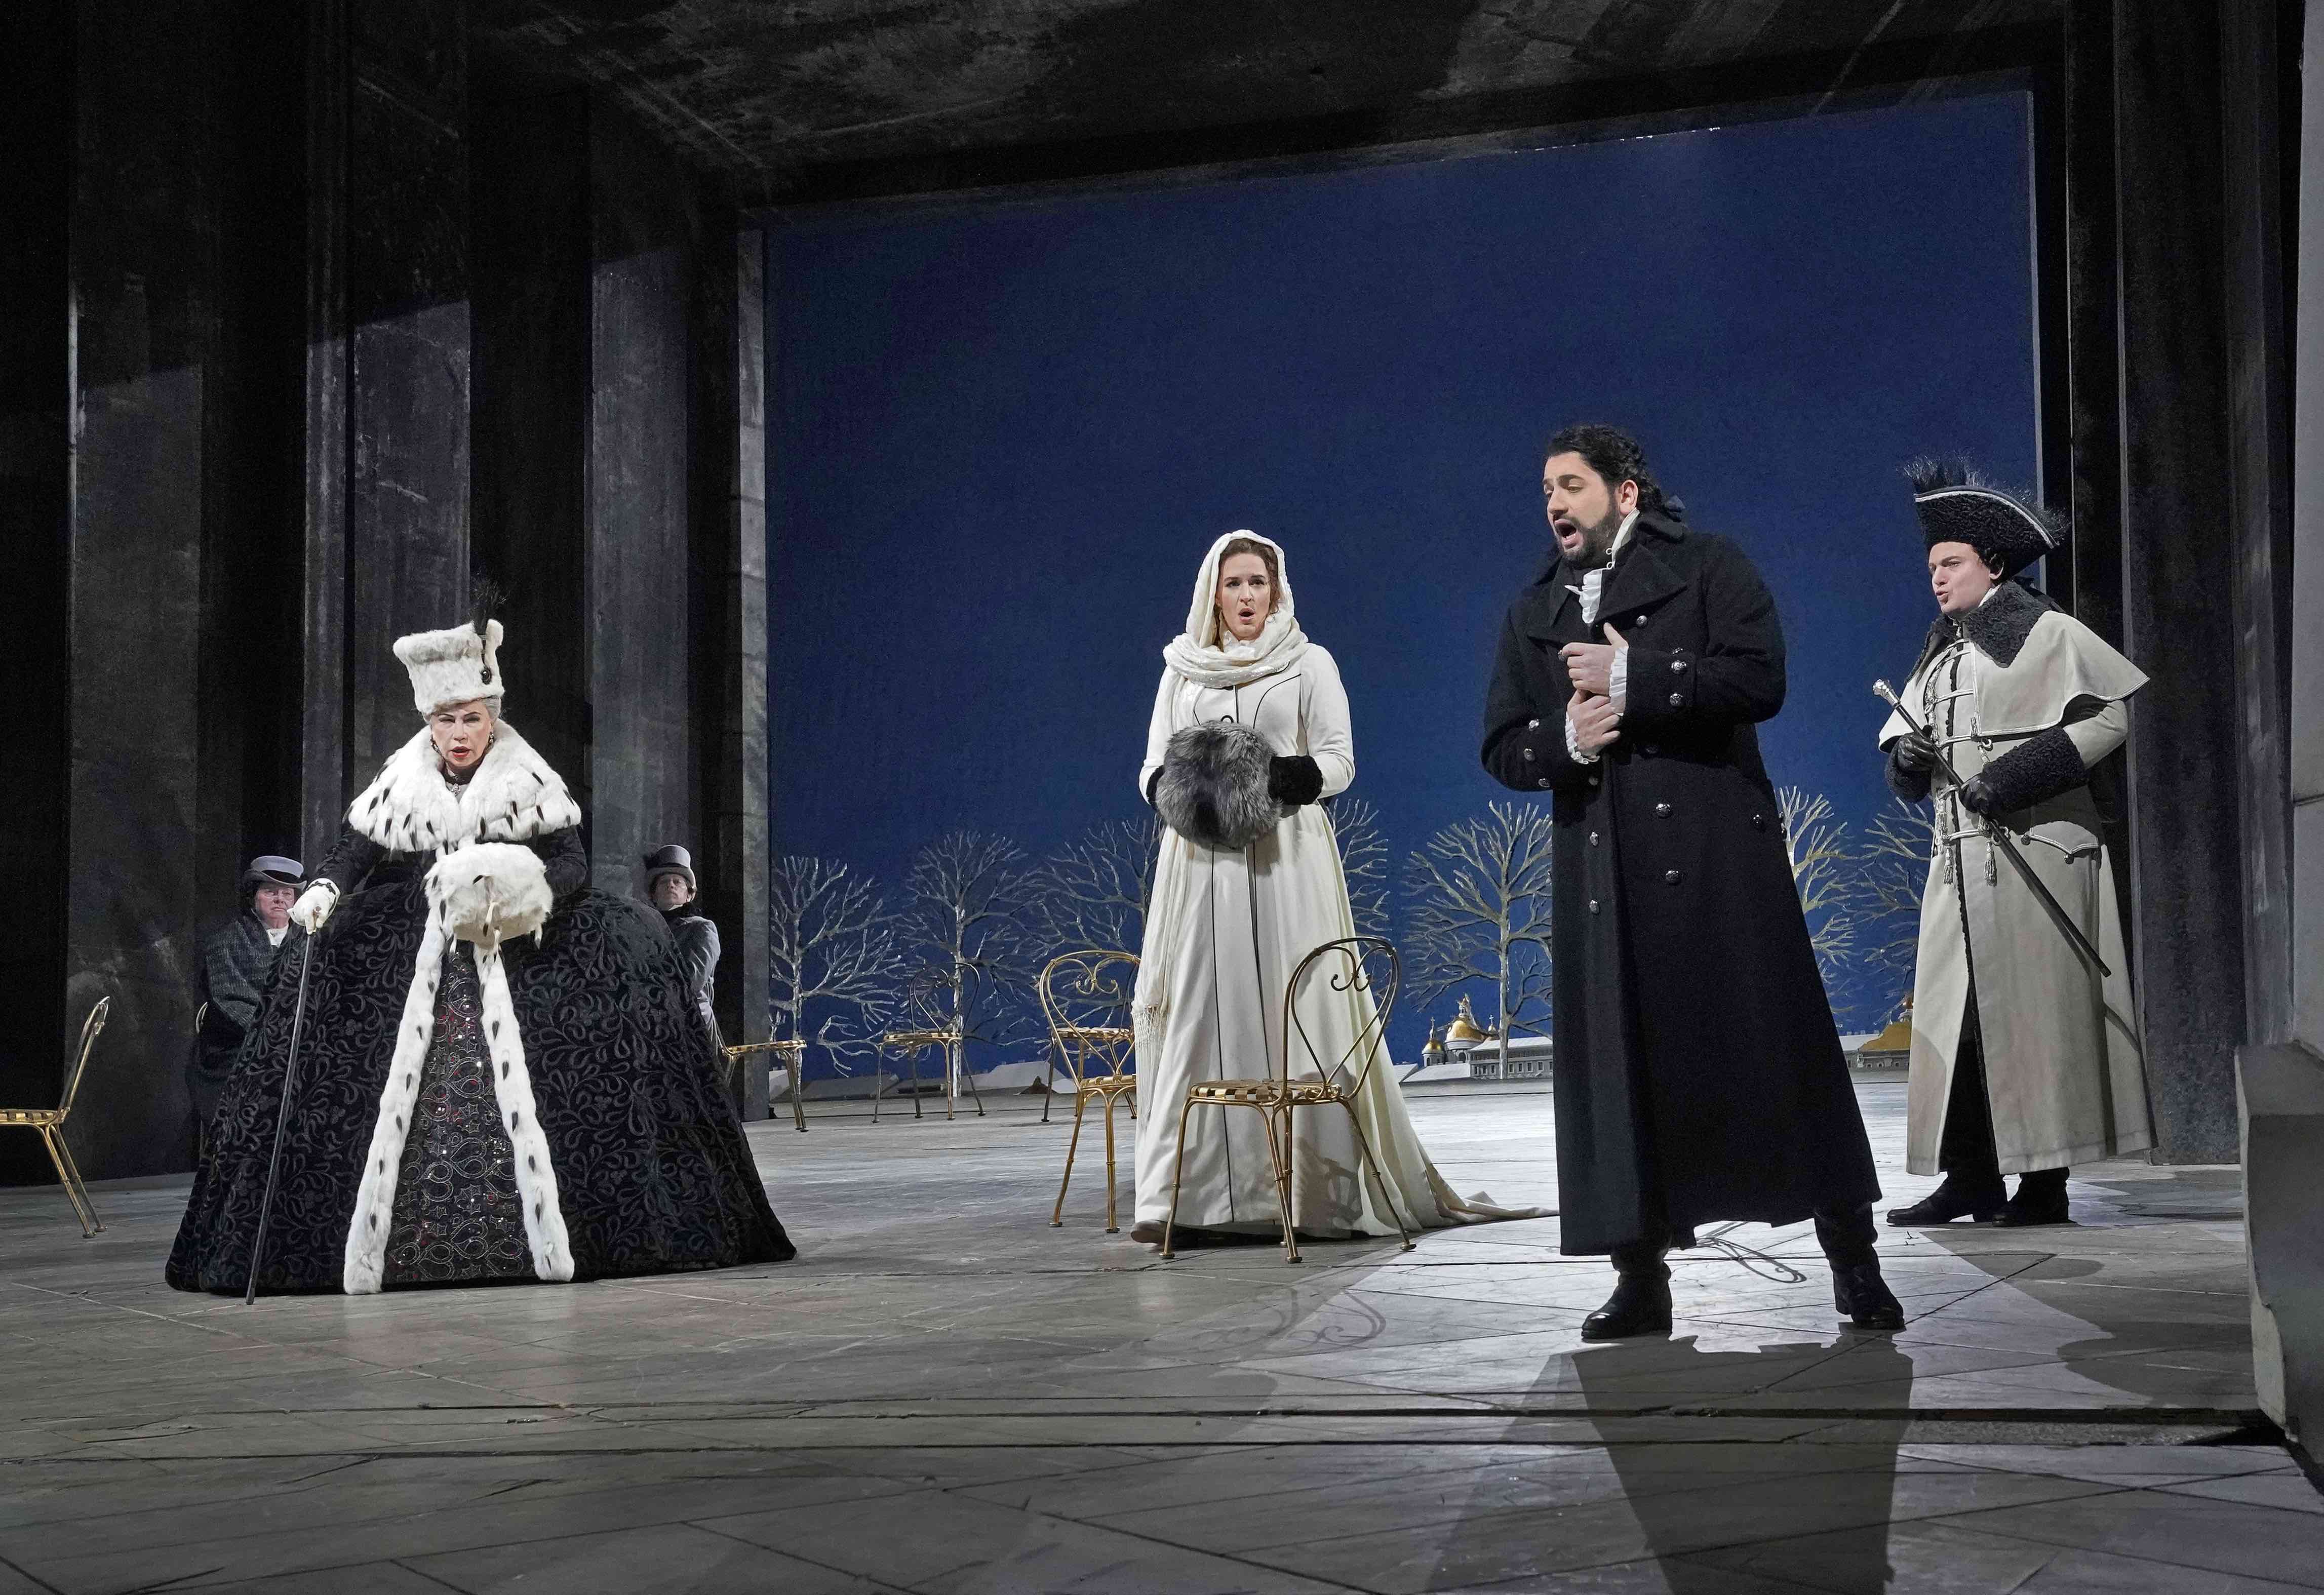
top-left (747, 20), bottom-right (2060, 211)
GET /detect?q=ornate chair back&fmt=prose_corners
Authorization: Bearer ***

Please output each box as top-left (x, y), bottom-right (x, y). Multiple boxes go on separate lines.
top-left (58, 998), bottom-right (110, 1120)
top-left (1038, 950), bottom-right (1138, 1086)
top-left (1281, 936), bottom-right (1398, 1100)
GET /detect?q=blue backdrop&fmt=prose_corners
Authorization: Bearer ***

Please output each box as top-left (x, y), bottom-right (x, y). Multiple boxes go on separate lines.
top-left (769, 93), bottom-right (2039, 1070)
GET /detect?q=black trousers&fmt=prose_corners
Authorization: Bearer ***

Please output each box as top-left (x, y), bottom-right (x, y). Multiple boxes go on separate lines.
top-left (1939, 987), bottom-right (2000, 1179)
top-left (1941, 981), bottom-right (2062, 1188)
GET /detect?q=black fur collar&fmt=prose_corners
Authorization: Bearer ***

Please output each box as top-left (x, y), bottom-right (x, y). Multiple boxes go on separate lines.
top-left (1915, 579), bottom-right (2059, 672)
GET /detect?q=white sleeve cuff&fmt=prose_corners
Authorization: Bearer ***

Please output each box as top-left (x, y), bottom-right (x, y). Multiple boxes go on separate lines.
top-left (1565, 712), bottom-right (1598, 766)
top-left (1609, 650), bottom-right (1628, 714)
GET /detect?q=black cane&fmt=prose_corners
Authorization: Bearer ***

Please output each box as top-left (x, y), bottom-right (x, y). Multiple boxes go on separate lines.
top-left (245, 926), bottom-right (319, 1305)
top-left (1875, 679), bottom-right (2111, 981)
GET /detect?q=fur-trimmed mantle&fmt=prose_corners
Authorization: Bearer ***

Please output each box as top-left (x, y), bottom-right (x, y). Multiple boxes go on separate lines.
top-left (339, 725), bottom-right (582, 1294)
top-left (348, 721), bottom-right (580, 855)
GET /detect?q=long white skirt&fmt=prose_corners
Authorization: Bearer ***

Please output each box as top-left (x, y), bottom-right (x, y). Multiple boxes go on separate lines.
top-left (1132, 805), bottom-right (1538, 1235)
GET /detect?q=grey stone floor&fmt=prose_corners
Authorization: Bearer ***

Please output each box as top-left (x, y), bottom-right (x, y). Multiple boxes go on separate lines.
top-left (2, 1080), bottom-right (2316, 1594)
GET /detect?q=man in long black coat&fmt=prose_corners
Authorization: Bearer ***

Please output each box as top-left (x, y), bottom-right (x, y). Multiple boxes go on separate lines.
top-left (1480, 424), bottom-right (1900, 1338)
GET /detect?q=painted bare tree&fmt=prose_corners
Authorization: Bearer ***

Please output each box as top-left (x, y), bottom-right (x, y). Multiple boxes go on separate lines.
top-left (1776, 785), bottom-right (1857, 989)
top-left (903, 830), bottom-right (1038, 1054)
top-left (1329, 796), bottom-right (1391, 940)
top-left (1027, 815), bottom-right (1163, 957)
top-left (767, 856), bottom-right (908, 1078)
top-left (1854, 801), bottom-right (1939, 1019)
top-left (1402, 801), bottom-right (1555, 1073)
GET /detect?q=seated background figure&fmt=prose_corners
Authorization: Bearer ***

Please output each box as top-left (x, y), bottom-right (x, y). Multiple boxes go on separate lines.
top-left (190, 855), bottom-right (303, 1130)
top-left (645, 843), bottom-right (723, 1054)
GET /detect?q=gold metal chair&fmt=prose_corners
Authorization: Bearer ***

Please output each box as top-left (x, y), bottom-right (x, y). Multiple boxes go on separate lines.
top-left (2, 996), bottom-right (110, 1237)
top-left (1161, 937), bottom-right (1413, 1264)
top-left (876, 1021), bottom-right (981, 1122)
top-left (726, 1039), bottom-right (810, 1132)
top-left (1039, 950), bottom-right (1139, 1232)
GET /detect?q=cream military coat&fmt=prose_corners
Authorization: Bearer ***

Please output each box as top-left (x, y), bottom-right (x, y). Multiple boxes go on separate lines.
top-left (1878, 583), bottom-right (2152, 1175)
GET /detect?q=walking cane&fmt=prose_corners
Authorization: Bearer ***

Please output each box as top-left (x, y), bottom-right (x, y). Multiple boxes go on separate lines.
top-left (245, 925), bottom-right (320, 1306)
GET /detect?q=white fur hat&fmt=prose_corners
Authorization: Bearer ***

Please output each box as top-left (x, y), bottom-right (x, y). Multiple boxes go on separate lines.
top-left (392, 619), bottom-right (505, 715)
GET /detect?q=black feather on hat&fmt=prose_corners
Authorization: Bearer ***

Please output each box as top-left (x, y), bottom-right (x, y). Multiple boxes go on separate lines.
top-left (1905, 457), bottom-right (2062, 579)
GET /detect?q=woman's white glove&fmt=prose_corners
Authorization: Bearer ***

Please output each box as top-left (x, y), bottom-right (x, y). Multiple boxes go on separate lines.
top-left (426, 843), bottom-right (553, 952)
top-left (289, 881), bottom-right (339, 933)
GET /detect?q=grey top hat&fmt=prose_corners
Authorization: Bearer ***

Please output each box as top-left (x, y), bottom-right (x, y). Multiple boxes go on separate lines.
top-left (240, 855), bottom-right (305, 894)
top-left (643, 844), bottom-right (697, 894)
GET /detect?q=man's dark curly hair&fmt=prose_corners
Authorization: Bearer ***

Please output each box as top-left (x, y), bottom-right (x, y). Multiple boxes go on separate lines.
top-left (1544, 424), bottom-right (1679, 517)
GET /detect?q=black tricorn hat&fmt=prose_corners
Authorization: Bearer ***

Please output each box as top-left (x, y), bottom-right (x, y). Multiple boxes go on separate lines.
top-left (643, 844), bottom-right (696, 893)
top-left (1908, 458), bottom-right (2061, 579)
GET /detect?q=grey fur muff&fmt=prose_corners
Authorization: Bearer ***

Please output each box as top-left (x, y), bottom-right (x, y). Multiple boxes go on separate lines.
top-left (1156, 720), bottom-right (1278, 850)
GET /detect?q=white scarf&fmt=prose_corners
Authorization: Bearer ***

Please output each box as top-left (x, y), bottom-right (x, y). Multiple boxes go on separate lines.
top-left (1159, 530), bottom-right (1310, 688)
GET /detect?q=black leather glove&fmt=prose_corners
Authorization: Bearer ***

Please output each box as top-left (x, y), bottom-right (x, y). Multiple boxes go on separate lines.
top-left (1268, 754), bottom-right (1324, 807)
top-left (1891, 732), bottom-right (1937, 774)
top-left (1957, 775), bottom-right (1998, 817)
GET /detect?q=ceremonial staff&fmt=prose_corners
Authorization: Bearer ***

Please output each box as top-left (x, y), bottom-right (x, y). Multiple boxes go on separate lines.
top-left (245, 924), bottom-right (319, 1305)
top-left (1874, 679), bottom-right (2110, 981)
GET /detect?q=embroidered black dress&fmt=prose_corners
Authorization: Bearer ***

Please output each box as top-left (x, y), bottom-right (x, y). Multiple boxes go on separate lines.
top-left (382, 945), bottom-right (532, 1285)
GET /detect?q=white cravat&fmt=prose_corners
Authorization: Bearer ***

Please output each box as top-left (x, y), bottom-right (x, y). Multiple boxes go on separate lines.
top-left (1565, 511), bottom-right (1638, 764)
top-left (266, 925), bottom-right (289, 947)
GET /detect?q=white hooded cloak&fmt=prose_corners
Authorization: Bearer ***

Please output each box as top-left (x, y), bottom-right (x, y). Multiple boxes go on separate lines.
top-left (1132, 532), bottom-right (1538, 1235)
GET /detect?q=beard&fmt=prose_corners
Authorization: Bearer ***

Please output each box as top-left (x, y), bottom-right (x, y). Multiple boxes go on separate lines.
top-left (1560, 501), bottom-right (1627, 571)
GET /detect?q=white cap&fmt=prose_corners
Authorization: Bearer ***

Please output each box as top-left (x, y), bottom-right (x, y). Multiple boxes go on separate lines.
top-left (392, 620), bottom-right (504, 715)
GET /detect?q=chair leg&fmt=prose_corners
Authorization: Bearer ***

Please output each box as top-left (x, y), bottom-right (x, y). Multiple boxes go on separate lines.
top-left (907, 1044), bottom-right (924, 1121)
top-left (790, 1057), bottom-right (808, 1132)
top-left (873, 1053), bottom-right (885, 1123)
top-left (1337, 1101), bottom-right (1414, 1252)
top-left (1160, 1095), bottom-right (1200, 1259)
top-left (1100, 1088), bottom-right (1120, 1234)
top-left (41, 1128), bottom-right (99, 1239)
top-left (1041, 1039), bottom-right (1057, 1124)
top-left (1051, 1088), bottom-right (1090, 1227)
top-left (1255, 1103), bottom-right (1299, 1264)
top-left (962, 1040), bottom-right (986, 1119)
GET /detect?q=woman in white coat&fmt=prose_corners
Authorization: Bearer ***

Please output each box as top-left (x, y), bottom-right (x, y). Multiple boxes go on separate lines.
top-left (1128, 531), bottom-right (1536, 1246)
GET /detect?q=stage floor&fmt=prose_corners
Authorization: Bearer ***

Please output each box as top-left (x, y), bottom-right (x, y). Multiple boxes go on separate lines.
top-left (2, 1081), bottom-right (2315, 1593)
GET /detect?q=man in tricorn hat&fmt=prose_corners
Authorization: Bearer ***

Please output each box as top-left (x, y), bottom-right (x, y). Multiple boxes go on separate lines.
top-left (190, 855), bottom-right (303, 1128)
top-left (1878, 460), bottom-right (2151, 1228)
top-left (646, 845), bottom-right (722, 1052)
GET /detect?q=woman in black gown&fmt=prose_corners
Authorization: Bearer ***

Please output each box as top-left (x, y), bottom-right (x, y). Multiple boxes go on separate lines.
top-left (169, 608), bottom-right (793, 1294)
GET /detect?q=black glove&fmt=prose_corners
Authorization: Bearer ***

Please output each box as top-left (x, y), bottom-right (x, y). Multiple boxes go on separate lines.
top-left (1891, 732), bottom-right (1937, 773)
top-left (1268, 754), bottom-right (1324, 807)
top-left (1957, 775), bottom-right (1998, 817)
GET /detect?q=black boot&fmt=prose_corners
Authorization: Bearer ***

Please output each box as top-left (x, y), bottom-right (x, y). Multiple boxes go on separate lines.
top-left (1815, 1203), bottom-right (1905, 1332)
top-left (1581, 1242), bottom-right (1672, 1341)
top-left (1997, 1168), bottom-right (2071, 1227)
top-left (1885, 1174), bottom-right (2005, 1227)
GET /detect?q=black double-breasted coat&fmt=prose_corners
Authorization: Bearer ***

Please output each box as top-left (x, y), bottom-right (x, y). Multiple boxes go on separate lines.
top-left (1480, 512), bottom-right (1879, 1255)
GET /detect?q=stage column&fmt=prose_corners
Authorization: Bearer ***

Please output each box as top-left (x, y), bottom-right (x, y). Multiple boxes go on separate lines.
top-left (2110, 0), bottom-right (2247, 1163)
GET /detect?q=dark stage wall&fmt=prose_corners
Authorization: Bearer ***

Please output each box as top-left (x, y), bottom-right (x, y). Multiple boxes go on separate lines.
top-left (769, 93), bottom-right (2040, 1065)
